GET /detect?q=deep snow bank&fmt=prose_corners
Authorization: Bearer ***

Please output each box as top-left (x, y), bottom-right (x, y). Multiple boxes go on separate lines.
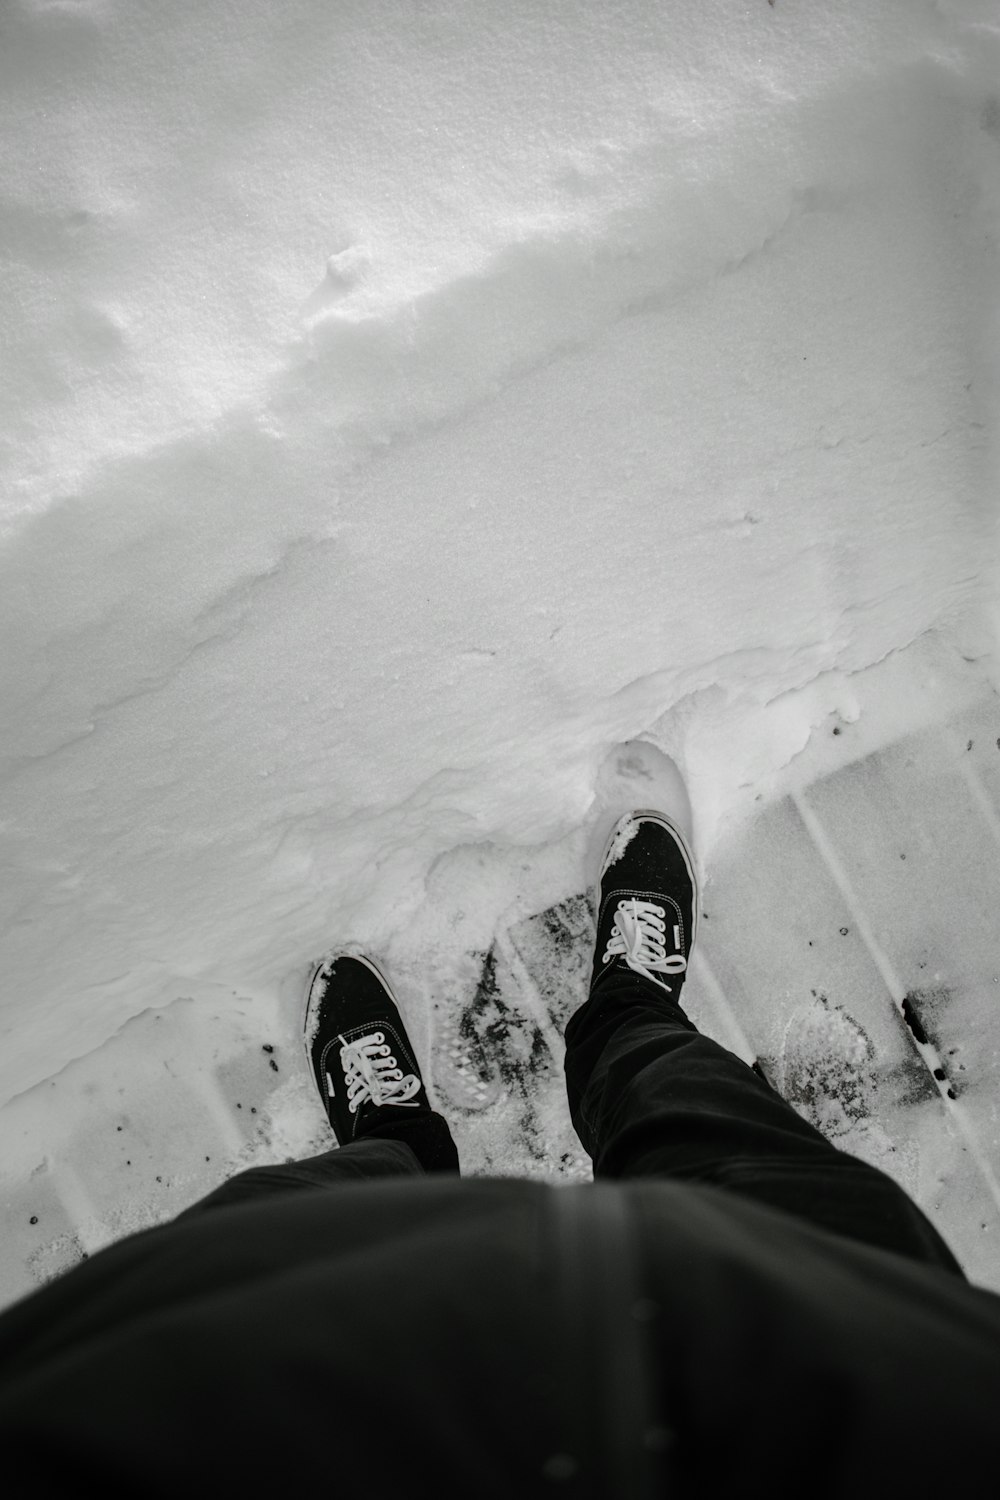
top-left (0, 0), bottom-right (998, 1105)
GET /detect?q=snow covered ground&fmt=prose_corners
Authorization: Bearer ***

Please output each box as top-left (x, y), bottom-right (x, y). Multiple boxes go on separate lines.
top-left (1, 0), bottom-right (999, 1308)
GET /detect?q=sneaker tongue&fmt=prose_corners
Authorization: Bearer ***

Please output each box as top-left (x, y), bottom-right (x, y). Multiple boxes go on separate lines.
top-left (617, 903), bottom-right (647, 958)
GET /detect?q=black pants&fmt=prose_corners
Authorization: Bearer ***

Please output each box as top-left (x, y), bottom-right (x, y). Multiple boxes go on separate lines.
top-left (183, 970), bottom-right (963, 1276)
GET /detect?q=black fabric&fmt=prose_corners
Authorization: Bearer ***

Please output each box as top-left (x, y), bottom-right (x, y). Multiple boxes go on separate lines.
top-left (173, 1105), bottom-right (459, 1220)
top-left (1, 972), bottom-right (998, 1497)
top-left (565, 968), bottom-right (964, 1271)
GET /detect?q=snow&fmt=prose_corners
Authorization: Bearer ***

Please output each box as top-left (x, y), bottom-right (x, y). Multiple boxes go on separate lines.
top-left (1, 1), bottom-right (1000, 1298)
top-left (604, 818), bottom-right (644, 872)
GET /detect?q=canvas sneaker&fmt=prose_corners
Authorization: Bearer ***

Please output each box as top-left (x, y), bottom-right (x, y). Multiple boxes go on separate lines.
top-left (591, 810), bottom-right (699, 1000)
top-left (304, 954), bottom-right (432, 1146)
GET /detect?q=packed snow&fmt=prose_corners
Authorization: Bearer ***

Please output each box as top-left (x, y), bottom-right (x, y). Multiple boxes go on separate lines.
top-left (1, 0), bottom-right (999, 1289)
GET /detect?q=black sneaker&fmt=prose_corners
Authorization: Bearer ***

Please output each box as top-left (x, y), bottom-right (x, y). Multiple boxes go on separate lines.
top-left (590, 810), bottom-right (700, 999)
top-left (304, 954), bottom-right (432, 1146)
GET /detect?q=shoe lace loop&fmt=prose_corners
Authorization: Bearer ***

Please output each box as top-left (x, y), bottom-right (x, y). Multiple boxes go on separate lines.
top-left (603, 899), bottom-right (687, 994)
top-left (335, 1030), bottom-right (422, 1114)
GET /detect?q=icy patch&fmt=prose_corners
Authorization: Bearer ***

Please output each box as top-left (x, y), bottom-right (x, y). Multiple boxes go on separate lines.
top-left (769, 965), bottom-right (926, 1190)
top-left (779, 999), bottom-right (880, 1135)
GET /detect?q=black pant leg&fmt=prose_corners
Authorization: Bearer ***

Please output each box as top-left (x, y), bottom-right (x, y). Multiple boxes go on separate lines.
top-left (177, 1103), bottom-right (460, 1222)
top-left (564, 972), bottom-right (964, 1275)
top-left (353, 1104), bottom-right (461, 1175)
top-left (175, 1136), bottom-right (425, 1220)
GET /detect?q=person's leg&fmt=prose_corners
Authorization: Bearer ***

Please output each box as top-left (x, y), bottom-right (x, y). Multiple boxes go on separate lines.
top-left (564, 970), bottom-right (964, 1274)
top-left (177, 1104), bottom-right (459, 1221)
top-left (352, 1102), bottom-right (460, 1173)
top-left (175, 1136), bottom-right (420, 1220)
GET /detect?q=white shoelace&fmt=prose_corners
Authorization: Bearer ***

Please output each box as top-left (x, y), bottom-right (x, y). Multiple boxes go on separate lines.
top-left (602, 898), bottom-right (687, 994)
top-left (330, 1030), bottom-right (422, 1114)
